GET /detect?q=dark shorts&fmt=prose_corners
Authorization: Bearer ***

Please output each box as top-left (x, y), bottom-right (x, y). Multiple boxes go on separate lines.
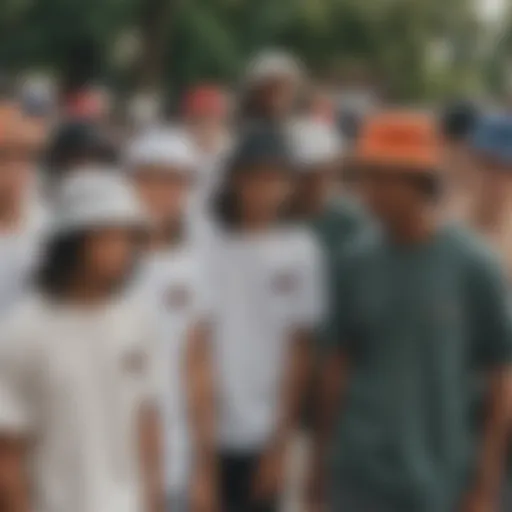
top-left (502, 481), bottom-right (512, 512)
top-left (331, 485), bottom-right (403, 512)
top-left (219, 451), bottom-right (278, 512)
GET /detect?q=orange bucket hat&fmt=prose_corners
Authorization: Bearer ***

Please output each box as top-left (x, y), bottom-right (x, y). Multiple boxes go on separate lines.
top-left (355, 111), bottom-right (441, 172)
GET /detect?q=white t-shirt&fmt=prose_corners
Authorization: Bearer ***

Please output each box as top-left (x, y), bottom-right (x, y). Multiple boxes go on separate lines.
top-left (135, 245), bottom-right (208, 493)
top-left (0, 203), bottom-right (47, 318)
top-left (0, 293), bottom-right (162, 512)
top-left (206, 225), bottom-right (325, 450)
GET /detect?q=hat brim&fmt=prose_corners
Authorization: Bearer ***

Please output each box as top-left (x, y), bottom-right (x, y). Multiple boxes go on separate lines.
top-left (353, 154), bottom-right (438, 174)
top-left (51, 210), bottom-right (152, 236)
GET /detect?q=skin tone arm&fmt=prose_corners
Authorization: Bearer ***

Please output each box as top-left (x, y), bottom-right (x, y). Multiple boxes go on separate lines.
top-left (462, 367), bottom-right (512, 512)
top-left (0, 437), bottom-right (30, 512)
top-left (186, 325), bottom-right (218, 512)
top-left (138, 404), bottom-right (165, 512)
top-left (252, 328), bottom-right (313, 501)
top-left (308, 349), bottom-right (351, 510)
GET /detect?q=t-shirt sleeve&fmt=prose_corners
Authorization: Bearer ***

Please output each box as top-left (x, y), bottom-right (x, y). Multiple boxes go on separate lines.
top-left (469, 250), bottom-right (512, 368)
top-left (0, 325), bottom-right (36, 434)
top-left (324, 247), bottom-right (359, 353)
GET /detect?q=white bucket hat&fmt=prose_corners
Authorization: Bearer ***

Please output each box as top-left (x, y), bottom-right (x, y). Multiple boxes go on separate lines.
top-left (125, 128), bottom-right (198, 174)
top-left (288, 119), bottom-right (343, 170)
top-left (50, 169), bottom-right (150, 234)
top-left (243, 50), bottom-right (304, 89)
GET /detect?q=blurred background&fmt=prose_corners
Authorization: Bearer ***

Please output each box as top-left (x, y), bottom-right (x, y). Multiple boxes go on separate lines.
top-left (0, 0), bottom-right (510, 109)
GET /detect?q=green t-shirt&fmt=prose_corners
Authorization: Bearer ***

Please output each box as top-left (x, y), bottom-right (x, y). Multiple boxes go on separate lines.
top-left (328, 224), bottom-right (512, 511)
top-left (310, 195), bottom-right (367, 263)
top-left (310, 196), bottom-right (369, 351)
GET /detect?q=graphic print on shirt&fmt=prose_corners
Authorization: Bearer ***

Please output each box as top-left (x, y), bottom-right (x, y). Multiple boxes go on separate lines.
top-left (165, 283), bottom-right (192, 311)
top-left (121, 347), bottom-right (148, 376)
top-left (270, 269), bottom-right (299, 296)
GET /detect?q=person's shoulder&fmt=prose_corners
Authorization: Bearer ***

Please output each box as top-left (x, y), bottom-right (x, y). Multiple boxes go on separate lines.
top-left (283, 225), bottom-right (323, 262)
top-left (114, 293), bottom-right (158, 337)
top-left (442, 223), bottom-right (495, 259)
top-left (334, 225), bottom-right (381, 269)
top-left (0, 294), bottom-right (49, 356)
top-left (442, 223), bottom-right (504, 276)
top-left (328, 194), bottom-right (368, 226)
top-left (172, 243), bottom-right (206, 286)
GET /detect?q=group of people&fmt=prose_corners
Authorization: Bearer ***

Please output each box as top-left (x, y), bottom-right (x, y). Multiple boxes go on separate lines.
top-left (0, 50), bottom-right (511, 512)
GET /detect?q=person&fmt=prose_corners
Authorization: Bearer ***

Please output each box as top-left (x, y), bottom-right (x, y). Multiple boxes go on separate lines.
top-left (209, 123), bottom-right (325, 511)
top-left (0, 101), bottom-right (47, 318)
top-left (312, 112), bottom-right (512, 512)
top-left (182, 85), bottom-right (232, 246)
top-left (303, 88), bottom-right (336, 126)
top-left (44, 119), bottom-right (118, 191)
top-left (440, 100), bottom-right (480, 222)
top-left (183, 85), bottom-right (230, 160)
top-left (125, 128), bottom-right (216, 512)
top-left (288, 118), bottom-right (367, 268)
top-left (468, 114), bottom-right (512, 278)
top-left (466, 113), bottom-right (512, 512)
top-left (238, 50), bottom-right (304, 128)
top-left (287, 118), bottom-right (367, 506)
top-left (0, 171), bottom-right (164, 512)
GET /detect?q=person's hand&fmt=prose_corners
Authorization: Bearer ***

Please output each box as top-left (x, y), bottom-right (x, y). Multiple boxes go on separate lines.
top-left (190, 462), bottom-right (219, 512)
top-left (305, 451), bottom-right (327, 512)
top-left (251, 441), bottom-right (287, 502)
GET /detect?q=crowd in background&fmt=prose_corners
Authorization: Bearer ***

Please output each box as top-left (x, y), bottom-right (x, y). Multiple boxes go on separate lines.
top-left (0, 49), bottom-right (511, 512)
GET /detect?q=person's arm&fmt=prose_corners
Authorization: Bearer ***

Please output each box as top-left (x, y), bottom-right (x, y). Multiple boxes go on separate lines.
top-left (463, 369), bottom-right (512, 512)
top-left (0, 320), bottom-right (36, 512)
top-left (309, 242), bottom-right (358, 510)
top-left (138, 402), bottom-right (165, 512)
top-left (307, 349), bottom-right (351, 510)
top-left (186, 324), bottom-right (218, 512)
top-left (253, 235), bottom-right (327, 501)
top-left (137, 317), bottom-right (166, 512)
top-left (0, 438), bottom-right (30, 512)
top-left (462, 251), bottom-right (512, 512)
top-left (252, 327), bottom-right (313, 501)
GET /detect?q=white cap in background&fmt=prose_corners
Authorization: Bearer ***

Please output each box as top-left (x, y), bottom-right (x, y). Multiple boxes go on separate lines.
top-left (125, 128), bottom-right (198, 175)
top-left (288, 119), bottom-right (342, 170)
top-left (243, 50), bottom-right (304, 89)
top-left (51, 169), bottom-right (149, 234)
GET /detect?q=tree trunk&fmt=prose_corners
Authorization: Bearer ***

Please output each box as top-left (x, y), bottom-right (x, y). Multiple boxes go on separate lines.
top-left (137, 0), bottom-right (176, 93)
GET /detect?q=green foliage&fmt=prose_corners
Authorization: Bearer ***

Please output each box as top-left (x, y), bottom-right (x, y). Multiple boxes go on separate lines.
top-left (0, 0), bottom-right (491, 100)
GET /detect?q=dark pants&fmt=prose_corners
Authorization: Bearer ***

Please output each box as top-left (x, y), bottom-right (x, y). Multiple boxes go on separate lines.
top-left (331, 485), bottom-right (403, 512)
top-left (219, 452), bottom-right (278, 512)
top-left (502, 481), bottom-right (512, 511)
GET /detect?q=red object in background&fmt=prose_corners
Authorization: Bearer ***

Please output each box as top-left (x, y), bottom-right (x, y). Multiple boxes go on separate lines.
top-left (183, 85), bottom-right (227, 119)
top-left (311, 95), bottom-right (335, 125)
top-left (65, 89), bottom-right (108, 121)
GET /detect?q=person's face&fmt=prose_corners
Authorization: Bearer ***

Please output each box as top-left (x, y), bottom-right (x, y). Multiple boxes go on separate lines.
top-left (476, 156), bottom-right (512, 203)
top-left (359, 168), bottom-right (422, 225)
top-left (298, 164), bottom-right (337, 208)
top-left (82, 228), bottom-right (138, 290)
top-left (443, 139), bottom-right (475, 177)
top-left (0, 143), bottom-right (35, 208)
top-left (134, 167), bottom-right (190, 226)
top-left (187, 115), bottom-right (227, 153)
top-left (259, 77), bottom-right (297, 118)
top-left (235, 166), bottom-right (293, 224)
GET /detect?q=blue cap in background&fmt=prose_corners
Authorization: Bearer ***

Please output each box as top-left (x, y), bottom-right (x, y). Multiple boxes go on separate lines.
top-left (471, 115), bottom-right (512, 167)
